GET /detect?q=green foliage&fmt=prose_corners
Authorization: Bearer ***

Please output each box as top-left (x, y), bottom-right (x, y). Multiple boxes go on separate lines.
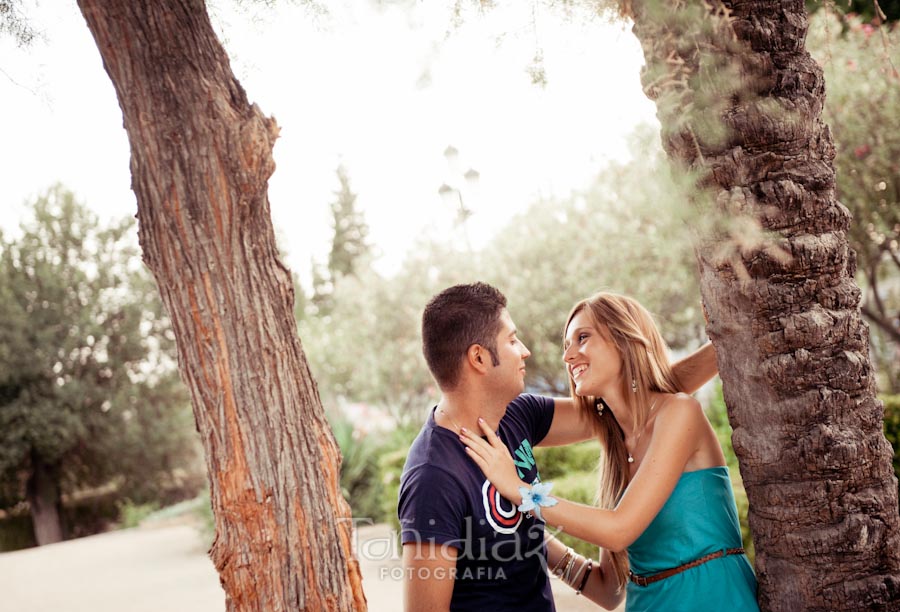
top-left (883, 394), bottom-right (900, 483)
top-left (332, 414), bottom-right (389, 522)
top-left (705, 381), bottom-right (753, 561)
top-left (328, 165), bottom-right (370, 280)
top-left (0, 488), bottom-right (124, 550)
top-left (380, 445), bottom-right (412, 532)
top-left (547, 469), bottom-right (599, 559)
top-left (312, 165), bottom-right (372, 315)
top-left (329, 410), bottom-right (421, 523)
top-left (301, 244), bottom-right (483, 426)
top-left (117, 499), bottom-right (160, 529)
top-left (132, 491), bottom-right (217, 548)
top-left (0, 186), bottom-right (203, 533)
top-left (809, 11), bottom-right (900, 391)
top-left (533, 440), bottom-right (600, 480)
top-left (705, 382), bottom-right (739, 471)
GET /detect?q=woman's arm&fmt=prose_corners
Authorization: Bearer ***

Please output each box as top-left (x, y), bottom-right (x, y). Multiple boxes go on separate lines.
top-left (540, 343), bottom-right (718, 449)
top-left (671, 342), bottom-right (718, 394)
top-left (461, 395), bottom-right (707, 551)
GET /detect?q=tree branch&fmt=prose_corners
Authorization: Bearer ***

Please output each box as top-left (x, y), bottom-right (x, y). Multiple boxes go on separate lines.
top-left (861, 302), bottom-right (900, 344)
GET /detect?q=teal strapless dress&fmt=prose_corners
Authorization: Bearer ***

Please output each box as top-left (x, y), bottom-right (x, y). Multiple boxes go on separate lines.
top-left (626, 466), bottom-right (759, 612)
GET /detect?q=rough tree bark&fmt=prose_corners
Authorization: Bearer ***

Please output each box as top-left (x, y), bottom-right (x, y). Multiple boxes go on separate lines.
top-left (76, 2), bottom-right (366, 610)
top-left (627, 1), bottom-right (900, 609)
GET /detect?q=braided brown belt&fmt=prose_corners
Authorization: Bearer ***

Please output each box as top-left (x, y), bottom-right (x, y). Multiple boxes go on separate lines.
top-left (628, 547), bottom-right (746, 587)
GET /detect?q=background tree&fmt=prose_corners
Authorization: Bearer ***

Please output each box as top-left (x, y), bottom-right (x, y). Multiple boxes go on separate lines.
top-left (0, 186), bottom-right (200, 546)
top-left (807, 0), bottom-right (900, 24)
top-left (76, 1), bottom-right (365, 610)
top-left (312, 165), bottom-right (371, 316)
top-left (811, 11), bottom-right (900, 391)
top-left (302, 241), bottom-right (479, 427)
top-left (0, 0), bottom-right (35, 46)
top-left (487, 127), bottom-right (706, 394)
top-left (625, 1), bottom-right (900, 608)
top-left (301, 127), bottom-right (708, 422)
top-left (328, 164), bottom-right (370, 281)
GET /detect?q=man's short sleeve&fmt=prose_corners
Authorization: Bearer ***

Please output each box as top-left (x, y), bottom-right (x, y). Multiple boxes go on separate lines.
top-left (399, 465), bottom-right (466, 548)
top-left (509, 393), bottom-right (555, 445)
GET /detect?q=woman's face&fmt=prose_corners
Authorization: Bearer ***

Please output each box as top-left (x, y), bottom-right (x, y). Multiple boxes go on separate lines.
top-left (563, 309), bottom-right (622, 397)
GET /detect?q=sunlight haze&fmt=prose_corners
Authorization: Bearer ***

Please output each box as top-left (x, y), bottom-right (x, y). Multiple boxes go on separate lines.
top-left (1, 0), bottom-right (656, 287)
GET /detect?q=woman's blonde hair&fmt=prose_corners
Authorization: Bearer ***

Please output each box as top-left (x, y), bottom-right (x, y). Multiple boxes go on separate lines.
top-left (564, 292), bottom-right (681, 589)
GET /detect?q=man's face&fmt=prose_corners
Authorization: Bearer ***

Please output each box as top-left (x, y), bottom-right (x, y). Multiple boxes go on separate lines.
top-left (485, 308), bottom-right (531, 397)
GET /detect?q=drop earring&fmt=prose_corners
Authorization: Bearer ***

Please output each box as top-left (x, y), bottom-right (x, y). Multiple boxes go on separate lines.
top-left (595, 399), bottom-right (604, 416)
top-left (631, 378), bottom-right (638, 393)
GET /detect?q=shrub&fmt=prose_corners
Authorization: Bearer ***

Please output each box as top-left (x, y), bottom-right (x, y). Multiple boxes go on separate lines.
top-left (533, 441), bottom-right (601, 480)
top-left (547, 469), bottom-right (598, 559)
top-left (705, 383), bottom-right (739, 471)
top-left (0, 511), bottom-right (34, 552)
top-left (330, 416), bottom-right (386, 522)
top-left (883, 395), bottom-right (900, 487)
top-left (329, 414), bottom-right (420, 525)
top-left (380, 447), bottom-right (410, 532)
top-left (117, 500), bottom-right (160, 529)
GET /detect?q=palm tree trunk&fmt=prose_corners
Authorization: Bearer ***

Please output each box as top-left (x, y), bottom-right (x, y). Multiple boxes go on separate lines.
top-left (626, 1), bottom-right (900, 609)
top-left (76, 1), bottom-right (366, 610)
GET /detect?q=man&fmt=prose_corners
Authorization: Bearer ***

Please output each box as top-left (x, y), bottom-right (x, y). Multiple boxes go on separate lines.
top-left (398, 282), bottom-right (717, 611)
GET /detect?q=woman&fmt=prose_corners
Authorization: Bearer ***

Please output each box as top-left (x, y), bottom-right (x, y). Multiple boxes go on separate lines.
top-left (461, 292), bottom-right (758, 611)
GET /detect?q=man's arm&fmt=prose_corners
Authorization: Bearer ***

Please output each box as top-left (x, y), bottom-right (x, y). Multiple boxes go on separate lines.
top-left (544, 536), bottom-right (624, 609)
top-left (403, 542), bottom-right (457, 612)
top-left (538, 343), bottom-right (719, 447)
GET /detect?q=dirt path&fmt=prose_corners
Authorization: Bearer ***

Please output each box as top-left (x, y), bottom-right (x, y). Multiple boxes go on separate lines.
top-left (0, 521), bottom-right (620, 611)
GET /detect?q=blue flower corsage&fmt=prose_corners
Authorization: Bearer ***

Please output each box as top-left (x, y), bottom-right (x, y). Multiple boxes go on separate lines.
top-left (517, 482), bottom-right (558, 521)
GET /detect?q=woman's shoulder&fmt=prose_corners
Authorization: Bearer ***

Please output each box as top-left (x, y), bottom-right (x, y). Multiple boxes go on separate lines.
top-left (653, 392), bottom-right (704, 424)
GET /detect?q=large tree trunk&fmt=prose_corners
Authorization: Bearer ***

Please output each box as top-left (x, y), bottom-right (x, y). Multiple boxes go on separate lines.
top-left (76, 2), bottom-right (366, 610)
top-left (26, 453), bottom-right (63, 546)
top-left (627, 1), bottom-right (900, 610)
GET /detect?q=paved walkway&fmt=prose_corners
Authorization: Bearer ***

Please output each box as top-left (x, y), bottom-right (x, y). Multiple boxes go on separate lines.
top-left (0, 521), bottom-right (621, 611)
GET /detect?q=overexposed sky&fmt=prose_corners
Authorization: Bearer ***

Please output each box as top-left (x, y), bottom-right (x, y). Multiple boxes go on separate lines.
top-left (1, 0), bottom-right (657, 287)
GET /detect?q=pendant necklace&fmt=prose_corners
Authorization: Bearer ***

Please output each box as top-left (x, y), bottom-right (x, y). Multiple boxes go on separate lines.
top-left (627, 400), bottom-right (657, 464)
top-left (439, 408), bottom-right (465, 434)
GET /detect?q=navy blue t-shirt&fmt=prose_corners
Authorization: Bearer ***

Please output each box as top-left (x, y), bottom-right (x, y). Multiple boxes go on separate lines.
top-left (398, 393), bottom-right (556, 612)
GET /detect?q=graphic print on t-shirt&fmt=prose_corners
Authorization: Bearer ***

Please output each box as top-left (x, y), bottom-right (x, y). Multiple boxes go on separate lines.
top-left (481, 437), bottom-right (541, 534)
top-left (482, 479), bottom-right (523, 534)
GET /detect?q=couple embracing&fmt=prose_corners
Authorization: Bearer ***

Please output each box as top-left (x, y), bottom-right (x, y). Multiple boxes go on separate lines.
top-left (398, 282), bottom-right (758, 611)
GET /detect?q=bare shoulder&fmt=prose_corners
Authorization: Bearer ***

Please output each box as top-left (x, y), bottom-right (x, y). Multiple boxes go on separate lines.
top-left (654, 393), bottom-right (704, 426)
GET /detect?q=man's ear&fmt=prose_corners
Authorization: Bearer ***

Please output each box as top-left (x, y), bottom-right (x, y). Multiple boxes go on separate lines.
top-left (467, 344), bottom-right (489, 374)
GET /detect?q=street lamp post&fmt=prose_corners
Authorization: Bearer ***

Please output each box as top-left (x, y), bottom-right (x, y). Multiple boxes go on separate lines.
top-left (438, 145), bottom-right (479, 251)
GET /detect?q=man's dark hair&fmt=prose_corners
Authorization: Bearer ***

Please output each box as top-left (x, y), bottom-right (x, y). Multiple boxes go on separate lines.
top-left (421, 282), bottom-right (507, 390)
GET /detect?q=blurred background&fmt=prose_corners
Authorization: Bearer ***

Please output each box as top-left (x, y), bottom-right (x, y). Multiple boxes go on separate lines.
top-left (0, 0), bottom-right (898, 605)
